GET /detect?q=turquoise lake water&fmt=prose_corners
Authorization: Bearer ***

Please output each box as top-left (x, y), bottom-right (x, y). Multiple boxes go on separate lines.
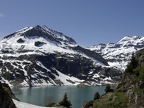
top-left (12, 86), bottom-right (106, 108)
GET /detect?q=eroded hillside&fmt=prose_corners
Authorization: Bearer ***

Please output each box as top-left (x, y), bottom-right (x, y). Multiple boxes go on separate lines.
top-left (84, 48), bottom-right (144, 108)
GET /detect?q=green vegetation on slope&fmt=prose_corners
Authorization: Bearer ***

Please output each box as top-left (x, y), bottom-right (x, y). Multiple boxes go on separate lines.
top-left (85, 49), bottom-right (144, 108)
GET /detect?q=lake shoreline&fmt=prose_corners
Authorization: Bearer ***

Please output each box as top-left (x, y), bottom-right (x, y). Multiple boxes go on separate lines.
top-left (12, 86), bottom-right (106, 108)
top-left (10, 82), bottom-right (117, 89)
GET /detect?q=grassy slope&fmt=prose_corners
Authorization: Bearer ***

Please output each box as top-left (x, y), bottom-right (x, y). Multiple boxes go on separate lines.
top-left (90, 49), bottom-right (144, 108)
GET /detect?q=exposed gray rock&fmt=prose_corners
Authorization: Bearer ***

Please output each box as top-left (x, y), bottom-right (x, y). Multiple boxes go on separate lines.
top-left (0, 82), bottom-right (16, 108)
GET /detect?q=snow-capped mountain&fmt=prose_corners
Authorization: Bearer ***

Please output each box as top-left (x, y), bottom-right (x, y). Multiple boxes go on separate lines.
top-left (88, 35), bottom-right (144, 71)
top-left (1, 25), bottom-right (77, 53)
top-left (0, 25), bottom-right (121, 87)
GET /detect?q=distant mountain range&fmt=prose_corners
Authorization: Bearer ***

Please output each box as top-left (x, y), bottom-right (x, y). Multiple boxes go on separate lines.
top-left (87, 36), bottom-right (144, 71)
top-left (0, 25), bottom-right (143, 87)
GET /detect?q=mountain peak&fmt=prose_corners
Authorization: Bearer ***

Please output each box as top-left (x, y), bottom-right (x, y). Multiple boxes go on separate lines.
top-left (88, 35), bottom-right (144, 70)
top-left (35, 25), bottom-right (41, 28)
top-left (24, 25), bottom-right (77, 45)
top-left (3, 25), bottom-right (77, 47)
top-left (118, 35), bottom-right (141, 44)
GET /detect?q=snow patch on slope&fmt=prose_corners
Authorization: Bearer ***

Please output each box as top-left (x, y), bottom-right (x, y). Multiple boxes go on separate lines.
top-left (13, 99), bottom-right (58, 108)
top-left (54, 69), bottom-right (84, 86)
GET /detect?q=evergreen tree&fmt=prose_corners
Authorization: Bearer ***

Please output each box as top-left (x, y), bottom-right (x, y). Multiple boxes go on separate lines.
top-left (139, 67), bottom-right (144, 81)
top-left (94, 92), bottom-right (100, 100)
top-left (130, 53), bottom-right (137, 69)
top-left (125, 53), bottom-right (137, 73)
top-left (59, 93), bottom-right (72, 108)
top-left (105, 85), bottom-right (111, 93)
top-left (125, 64), bottom-right (133, 73)
top-left (105, 85), bottom-right (113, 93)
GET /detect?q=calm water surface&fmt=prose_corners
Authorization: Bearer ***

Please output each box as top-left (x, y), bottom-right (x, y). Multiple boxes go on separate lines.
top-left (12, 86), bottom-right (106, 108)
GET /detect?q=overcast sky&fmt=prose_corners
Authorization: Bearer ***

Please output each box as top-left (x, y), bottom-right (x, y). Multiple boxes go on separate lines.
top-left (0, 0), bottom-right (144, 46)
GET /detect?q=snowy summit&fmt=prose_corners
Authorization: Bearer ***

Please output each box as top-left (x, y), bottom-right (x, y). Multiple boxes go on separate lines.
top-left (0, 25), bottom-right (121, 87)
top-left (88, 35), bottom-right (144, 70)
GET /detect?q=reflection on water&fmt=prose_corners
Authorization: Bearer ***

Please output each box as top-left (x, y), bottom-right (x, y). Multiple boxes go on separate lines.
top-left (12, 86), bottom-right (106, 108)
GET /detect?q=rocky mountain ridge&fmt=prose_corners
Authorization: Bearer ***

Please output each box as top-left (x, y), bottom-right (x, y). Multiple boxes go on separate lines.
top-left (88, 35), bottom-right (144, 71)
top-left (0, 25), bottom-right (121, 87)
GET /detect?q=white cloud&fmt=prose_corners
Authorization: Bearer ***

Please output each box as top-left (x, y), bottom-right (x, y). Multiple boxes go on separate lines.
top-left (0, 13), bottom-right (5, 17)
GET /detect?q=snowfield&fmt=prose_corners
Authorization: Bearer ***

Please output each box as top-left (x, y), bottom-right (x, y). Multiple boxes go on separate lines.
top-left (13, 99), bottom-right (59, 108)
top-left (88, 35), bottom-right (144, 71)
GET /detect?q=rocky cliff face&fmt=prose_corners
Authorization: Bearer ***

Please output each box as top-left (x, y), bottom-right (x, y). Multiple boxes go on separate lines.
top-left (0, 82), bottom-right (16, 108)
top-left (85, 48), bottom-right (144, 108)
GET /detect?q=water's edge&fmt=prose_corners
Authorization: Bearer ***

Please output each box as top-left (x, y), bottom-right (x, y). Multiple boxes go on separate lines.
top-left (12, 86), bottom-right (106, 108)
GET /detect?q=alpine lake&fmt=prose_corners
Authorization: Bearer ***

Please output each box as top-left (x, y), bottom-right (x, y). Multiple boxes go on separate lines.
top-left (12, 86), bottom-right (106, 108)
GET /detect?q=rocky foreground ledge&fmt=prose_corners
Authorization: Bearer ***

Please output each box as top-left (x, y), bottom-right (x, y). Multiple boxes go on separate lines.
top-left (0, 82), bottom-right (16, 108)
top-left (13, 99), bottom-right (66, 108)
top-left (0, 82), bottom-right (66, 108)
